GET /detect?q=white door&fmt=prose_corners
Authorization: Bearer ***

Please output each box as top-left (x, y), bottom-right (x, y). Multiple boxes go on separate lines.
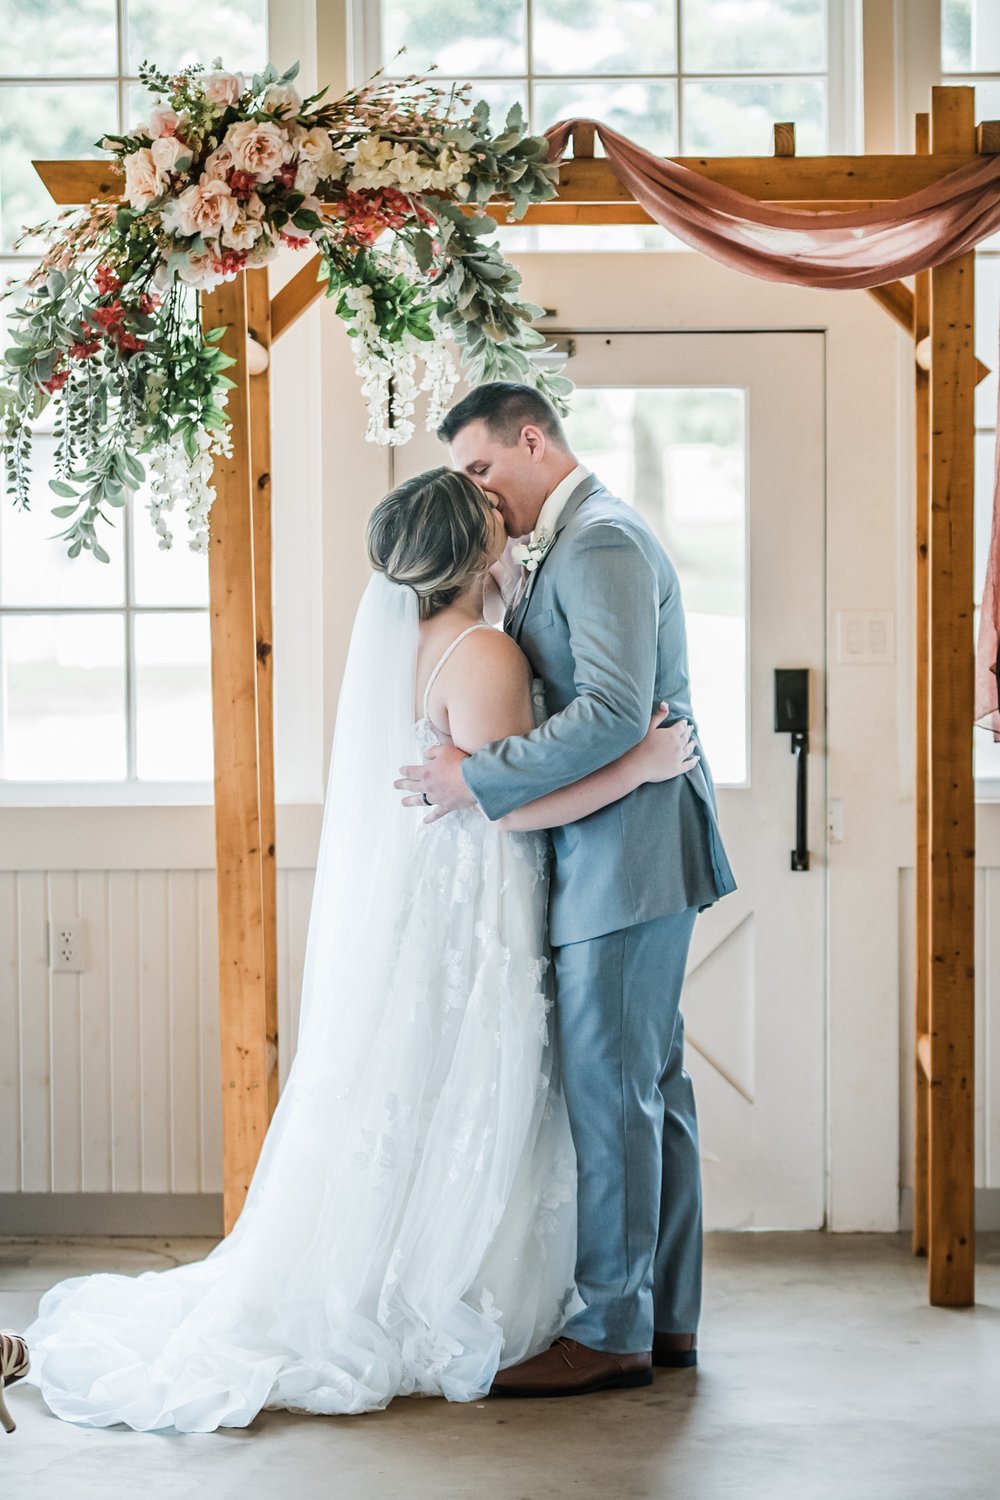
top-left (397, 331), bottom-right (827, 1230)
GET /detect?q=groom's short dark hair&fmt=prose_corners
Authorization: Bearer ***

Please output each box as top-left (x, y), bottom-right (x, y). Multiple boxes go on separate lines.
top-left (436, 382), bottom-right (568, 449)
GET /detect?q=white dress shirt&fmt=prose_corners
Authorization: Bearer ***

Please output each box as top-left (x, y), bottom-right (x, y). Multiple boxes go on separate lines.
top-left (499, 463), bottom-right (593, 622)
top-left (529, 462), bottom-right (593, 545)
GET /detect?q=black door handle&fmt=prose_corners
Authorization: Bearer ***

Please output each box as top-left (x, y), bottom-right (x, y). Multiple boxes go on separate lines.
top-left (775, 669), bottom-right (810, 872)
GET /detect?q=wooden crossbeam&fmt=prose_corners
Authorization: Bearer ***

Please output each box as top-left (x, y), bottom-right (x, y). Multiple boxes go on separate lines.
top-left (31, 151), bottom-right (992, 211)
top-left (866, 280), bottom-right (990, 384)
top-left (271, 255), bottom-right (326, 341)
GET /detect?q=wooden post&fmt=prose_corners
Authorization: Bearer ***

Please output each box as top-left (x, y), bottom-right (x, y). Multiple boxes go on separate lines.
top-left (927, 85), bottom-right (976, 1305)
top-left (913, 111), bottom-right (931, 1260)
top-left (571, 122), bottom-right (595, 159)
top-left (773, 122), bottom-right (796, 156)
top-left (201, 274), bottom-right (271, 1234)
top-left (245, 267), bottom-right (280, 1119)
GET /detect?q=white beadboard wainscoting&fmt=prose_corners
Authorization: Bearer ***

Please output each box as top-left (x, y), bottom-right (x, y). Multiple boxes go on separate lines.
top-left (0, 808), bottom-right (320, 1234)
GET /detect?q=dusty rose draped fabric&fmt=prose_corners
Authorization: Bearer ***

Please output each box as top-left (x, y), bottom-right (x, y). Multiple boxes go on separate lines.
top-left (544, 119), bottom-right (1000, 729)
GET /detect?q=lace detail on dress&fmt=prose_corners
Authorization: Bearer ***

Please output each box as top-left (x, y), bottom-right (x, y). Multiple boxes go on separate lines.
top-left (20, 673), bottom-right (582, 1430)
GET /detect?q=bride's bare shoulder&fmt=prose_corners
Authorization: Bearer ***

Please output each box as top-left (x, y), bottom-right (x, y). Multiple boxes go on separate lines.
top-left (427, 625), bottom-right (533, 744)
top-left (466, 624), bottom-right (530, 667)
top-left (441, 628), bottom-right (535, 746)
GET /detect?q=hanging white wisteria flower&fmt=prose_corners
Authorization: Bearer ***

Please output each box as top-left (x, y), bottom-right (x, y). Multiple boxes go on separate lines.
top-left (0, 56), bottom-right (572, 562)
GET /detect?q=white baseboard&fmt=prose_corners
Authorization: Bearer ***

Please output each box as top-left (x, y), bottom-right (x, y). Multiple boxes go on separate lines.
top-left (0, 1194), bottom-right (223, 1237)
top-left (898, 1187), bottom-right (1000, 1232)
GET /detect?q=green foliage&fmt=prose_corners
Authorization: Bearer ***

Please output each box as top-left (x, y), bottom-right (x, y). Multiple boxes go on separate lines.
top-left (1, 56), bottom-right (574, 563)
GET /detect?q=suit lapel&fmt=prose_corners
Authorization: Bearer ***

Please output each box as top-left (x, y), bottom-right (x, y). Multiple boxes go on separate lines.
top-left (508, 476), bottom-right (604, 643)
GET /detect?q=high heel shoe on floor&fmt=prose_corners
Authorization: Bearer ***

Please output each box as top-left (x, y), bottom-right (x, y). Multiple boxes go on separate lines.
top-left (0, 1331), bottom-right (30, 1433)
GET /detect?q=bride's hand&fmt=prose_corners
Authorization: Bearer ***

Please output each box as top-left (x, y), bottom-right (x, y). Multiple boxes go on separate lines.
top-left (631, 702), bottom-right (700, 783)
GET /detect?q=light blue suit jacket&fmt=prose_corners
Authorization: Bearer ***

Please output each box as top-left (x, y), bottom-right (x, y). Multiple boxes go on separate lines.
top-left (462, 474), bottom-right (737, 946)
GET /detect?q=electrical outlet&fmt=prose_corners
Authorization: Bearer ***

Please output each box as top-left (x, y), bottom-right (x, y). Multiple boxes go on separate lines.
top-left (49, 919), bottom-right (84, 973)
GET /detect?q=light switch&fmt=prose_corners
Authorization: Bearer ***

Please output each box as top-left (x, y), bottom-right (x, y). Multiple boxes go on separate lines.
top-left (835, 611), bottom-right (895, 664)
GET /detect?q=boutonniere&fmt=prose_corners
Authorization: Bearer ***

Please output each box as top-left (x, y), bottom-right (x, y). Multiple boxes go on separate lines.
top-left (511, 526), bottom-right (552, 574)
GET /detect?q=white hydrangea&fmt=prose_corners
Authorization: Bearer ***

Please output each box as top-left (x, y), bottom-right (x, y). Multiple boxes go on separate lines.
top-left (350, 138), bottom-right (428, 193)
top-left (426, 145), bottom-right (475, 191)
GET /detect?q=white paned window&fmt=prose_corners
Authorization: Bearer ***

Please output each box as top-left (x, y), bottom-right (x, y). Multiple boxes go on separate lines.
top-left (941, 1), bottom-right (1000, 784)
top-left (353, 0), bottom-right (861, 249)
top-left (0, 1), bottom-right (267, 800)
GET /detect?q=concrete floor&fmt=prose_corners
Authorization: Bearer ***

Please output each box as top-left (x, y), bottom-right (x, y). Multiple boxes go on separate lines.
top-left (1, 1232), bottom-right (998, 1500)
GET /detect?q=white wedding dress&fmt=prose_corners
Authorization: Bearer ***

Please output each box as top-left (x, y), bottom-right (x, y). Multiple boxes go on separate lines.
top-left (22, 581), bottom-right (580, 1432)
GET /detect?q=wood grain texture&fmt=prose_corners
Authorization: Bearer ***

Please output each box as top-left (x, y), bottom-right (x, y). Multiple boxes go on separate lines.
top-left (245, 266), bottom-right (280, 1121)
top-left (866, 278), bottom-right (988, 382)
top-left (201, 276), bottom-right (271, 1235)
top-left (270, 254), bottom-right (326, 342)
top-left (571, 122), bottom-right (596, 159)
top-left (773, 122), bottom-right (796, 157)
top-left (927, 86), bottom-right (976, 1307)
top-left (869, 280), bottom-right (915, 333)
top-left (37, 152), bottom-right (989, 210)
top-left (913, 112), bottom-right (932, 1262)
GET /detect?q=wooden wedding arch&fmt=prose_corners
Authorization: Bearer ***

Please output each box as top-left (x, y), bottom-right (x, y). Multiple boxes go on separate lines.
top-left (36, 82), bottom-right (994, 1307)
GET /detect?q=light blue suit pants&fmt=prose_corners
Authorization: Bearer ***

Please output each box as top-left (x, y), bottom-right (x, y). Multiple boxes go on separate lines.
top-left (553, 906), bottom-right (702, 1352)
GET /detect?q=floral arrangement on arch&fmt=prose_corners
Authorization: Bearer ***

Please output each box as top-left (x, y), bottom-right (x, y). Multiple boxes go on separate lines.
top-left (0, 58), bottom-right (571, 561)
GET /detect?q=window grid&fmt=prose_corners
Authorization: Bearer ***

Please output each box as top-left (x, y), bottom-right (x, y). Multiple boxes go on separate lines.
top-left (0, 5), bottom-right (216, 792)
top-left (359, 0), bottom-right (855, 154)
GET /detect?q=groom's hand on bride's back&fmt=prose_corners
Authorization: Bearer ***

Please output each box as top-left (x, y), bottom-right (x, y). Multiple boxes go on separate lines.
top-left (395, 744), bottom-right (474, 824)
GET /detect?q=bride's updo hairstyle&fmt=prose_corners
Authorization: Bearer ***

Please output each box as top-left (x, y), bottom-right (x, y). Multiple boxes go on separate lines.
top-left (367, 466), bottom-right (495, 621)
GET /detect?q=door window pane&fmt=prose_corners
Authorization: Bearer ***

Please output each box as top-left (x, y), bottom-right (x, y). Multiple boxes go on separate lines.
top-left (560, 387), bottom-right (748, 785)
top-left (1, 612), bottom-right (126, 778)
top-left (942, 0), bottom-right (1000, 72)
top-left (134, 612), bottom-right (213, 780)
top-left (0, 84), bottom-right (117, 254)
top-left (682, 77), bottom-right (826, 155)
top-left (974, 432), bottom-right (997, 611)
top-left (0, 0), bottom-right (117, 76)
top-left (975, 255), bottom-right (999, 430)
top-left (533, 80), bottom-right (677, 156)
top-left (380, 0), bottom-right (526, 75)
top-left (681, 0), bottom-right (826, 73)
top-left (532, 0), bottom-right (676, 75)
top-left (125, 0), bottom-right (267, 75)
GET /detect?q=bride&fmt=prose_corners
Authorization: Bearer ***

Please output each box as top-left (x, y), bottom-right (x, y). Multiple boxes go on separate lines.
top-left (19, 466), bottom-right (696, 1432)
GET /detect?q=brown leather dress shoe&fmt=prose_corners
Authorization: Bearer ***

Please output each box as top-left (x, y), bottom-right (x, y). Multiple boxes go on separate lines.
top-left (652, 1331), bottom-right (697, 1368)
top-left (490, 1338), bottom-right (652, 1397)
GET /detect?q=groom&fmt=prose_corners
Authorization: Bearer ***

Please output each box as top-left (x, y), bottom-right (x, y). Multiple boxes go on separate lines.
top-left (404, 381), bottom-right (736, 1395)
